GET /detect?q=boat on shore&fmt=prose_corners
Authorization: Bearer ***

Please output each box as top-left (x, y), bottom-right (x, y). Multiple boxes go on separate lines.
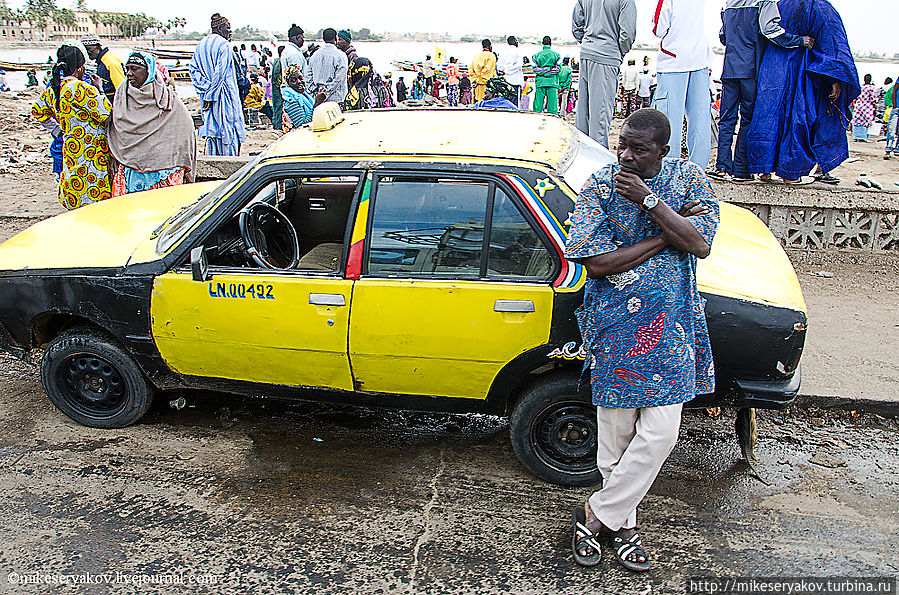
top-left (136, 47), bottom-right (194, 61)
top-left (0, 59), bottom-right (50, 72)
top-left (167, 66), bottom-right (190, 81)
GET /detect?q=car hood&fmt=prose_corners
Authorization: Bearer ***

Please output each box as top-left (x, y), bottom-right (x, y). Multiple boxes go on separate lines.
top-left (698, 202), bottom-right (806, 313)
top-left (0, 182), bottom-right (220, 273)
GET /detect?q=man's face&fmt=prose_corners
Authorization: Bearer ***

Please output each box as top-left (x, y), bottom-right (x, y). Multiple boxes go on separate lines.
top-left (336, 38), bottom-right (349, 51)
top-left (125, 63), bottom-right (148, 87)
top-left (289, 34), bottom-right (304, 48)
top-left (617, 125), bottom-right (669, 178)
top-left (85, 44), bottom-right (101, 60)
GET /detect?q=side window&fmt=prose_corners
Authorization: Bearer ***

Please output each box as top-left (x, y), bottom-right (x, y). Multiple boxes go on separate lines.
top-left (368, 177), bottom-right (487, 277)
top-left (488, 189), bottom-right (554, 280)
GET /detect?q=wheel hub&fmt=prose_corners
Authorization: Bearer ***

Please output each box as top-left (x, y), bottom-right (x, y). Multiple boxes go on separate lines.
top-left (57, 354), bottom-right (128, 417)
top-left (532, 401), bottom-right (597, 473)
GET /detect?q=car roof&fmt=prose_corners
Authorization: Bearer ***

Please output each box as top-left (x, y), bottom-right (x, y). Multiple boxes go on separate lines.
top-left (263, 108), bottom-right (579, 169)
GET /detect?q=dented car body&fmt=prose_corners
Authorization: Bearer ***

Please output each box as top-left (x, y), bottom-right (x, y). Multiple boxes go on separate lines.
top-left (0, 108), bottom-right (806, 485)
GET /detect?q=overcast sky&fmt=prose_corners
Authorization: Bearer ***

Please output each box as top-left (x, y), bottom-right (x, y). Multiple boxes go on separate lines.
top-left (27, 0), bottom-right (899, 54)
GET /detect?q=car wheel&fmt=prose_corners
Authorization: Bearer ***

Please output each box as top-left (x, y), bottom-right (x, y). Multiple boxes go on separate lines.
top-left (41, 328), bottom-right (153, 429)
top-left (510, 372), bottom-right (601, 487)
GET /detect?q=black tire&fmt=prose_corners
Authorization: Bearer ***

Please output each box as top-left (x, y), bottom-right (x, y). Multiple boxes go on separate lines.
top-left (40, 328), bottom-right (153, 428)
top-left (510, 372), bottom-right (601, 487)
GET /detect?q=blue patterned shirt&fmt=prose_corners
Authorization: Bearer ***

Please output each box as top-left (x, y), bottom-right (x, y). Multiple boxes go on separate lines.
top-left (564, 158), bottom-right (720, 409)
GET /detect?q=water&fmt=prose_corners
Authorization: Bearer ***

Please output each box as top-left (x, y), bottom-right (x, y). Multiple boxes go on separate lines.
top-left (3, 40), bottom-right (897, 96)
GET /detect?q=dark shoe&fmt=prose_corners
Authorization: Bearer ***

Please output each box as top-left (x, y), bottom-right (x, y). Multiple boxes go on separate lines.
top-left (706, 169), bottom-right (729, 181)
top-left (815, 174), bottom-right (840, 185)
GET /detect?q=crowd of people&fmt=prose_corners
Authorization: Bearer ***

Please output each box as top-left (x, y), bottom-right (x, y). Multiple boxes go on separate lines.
top-left (29, 36), bottom-right (195, 211)
top-left (23, 2), bottom-right (880, 210)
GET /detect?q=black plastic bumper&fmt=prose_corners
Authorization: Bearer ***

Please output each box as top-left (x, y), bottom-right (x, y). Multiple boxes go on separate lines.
top-left (732, 365), bottom-right (801, 409)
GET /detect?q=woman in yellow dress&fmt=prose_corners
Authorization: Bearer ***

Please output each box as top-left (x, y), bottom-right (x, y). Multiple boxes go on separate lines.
top-left (32, 45), bottom-right (113, 210)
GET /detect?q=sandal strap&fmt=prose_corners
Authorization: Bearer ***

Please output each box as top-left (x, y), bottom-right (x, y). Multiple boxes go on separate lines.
top-left (576, 534), bottom-right (602, 554)
top-left (613, 532), bottom-right (646, 561)
top-left (575, 521), bottom-right (602, 553)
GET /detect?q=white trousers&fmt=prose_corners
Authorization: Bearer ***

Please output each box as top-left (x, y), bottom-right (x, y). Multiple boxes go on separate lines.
top-left (588, 403), bottom-right (683, 531)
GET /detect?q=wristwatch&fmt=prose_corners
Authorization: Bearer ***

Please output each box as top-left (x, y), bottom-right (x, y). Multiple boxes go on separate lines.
top-left (642, 192), bottom-right (660, 210)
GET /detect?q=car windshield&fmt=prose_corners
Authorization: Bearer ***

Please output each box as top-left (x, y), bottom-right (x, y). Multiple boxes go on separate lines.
top-left (155, 155), bottom-right (262, 254)
top-left (559, 131), bottom-right (616, 194)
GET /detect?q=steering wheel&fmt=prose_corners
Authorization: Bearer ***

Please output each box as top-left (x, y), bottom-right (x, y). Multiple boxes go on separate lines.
top-left (237, 202), bottom-right (300, 269)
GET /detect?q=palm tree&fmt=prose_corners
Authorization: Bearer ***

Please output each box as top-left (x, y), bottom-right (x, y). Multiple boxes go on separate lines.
top-left (25, 0), bottom-right (56, 40)
top-left (53, 7), bottom-right (76, 32)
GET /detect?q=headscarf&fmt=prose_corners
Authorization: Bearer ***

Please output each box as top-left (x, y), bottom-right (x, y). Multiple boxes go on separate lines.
top-left (51, 44), bottom-right (85, 109)
top-left (337, 29), bottom-right (352, 42)
top-left (284, 64), bottom-right (305, 89)
top-left (125, 51), bottom-right (156, 86)
top-left (486, 77), bottom-right (516, 103)
top-left (109, 50), bottom-right (196, 180)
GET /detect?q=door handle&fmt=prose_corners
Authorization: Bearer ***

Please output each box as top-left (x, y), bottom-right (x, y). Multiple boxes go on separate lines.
top-left (309, 293), bottom-right (346, 306)
top-left (494, 300), bottom-right (535, 313)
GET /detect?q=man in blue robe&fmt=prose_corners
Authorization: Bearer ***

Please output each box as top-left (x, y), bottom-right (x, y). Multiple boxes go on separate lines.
top-left (189, 13), bottom-right (246, 156)
top-left (747, 0), bottom-right (860, 183)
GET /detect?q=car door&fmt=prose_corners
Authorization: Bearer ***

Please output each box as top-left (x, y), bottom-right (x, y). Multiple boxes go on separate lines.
top-left (348, 172), bottom-right (557, 399)
top-left (150, 170), bottom-right (361, 392)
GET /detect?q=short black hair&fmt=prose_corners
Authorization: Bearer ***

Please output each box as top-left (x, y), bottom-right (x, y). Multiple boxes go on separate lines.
top-left (623, 108), bottom-right (671, 147)
top-left (323, 28), bottom-right (337, 42)
top-left (482, 38), bottom-right (491, 49)
top-left (886, 77), bottom-right (894, 85)
top-left (542, 36), bottom-right (552, 45)
top-left (864, 73), bottom-right (872, 84)
top-left (507, 35), bottom-right (517, 45)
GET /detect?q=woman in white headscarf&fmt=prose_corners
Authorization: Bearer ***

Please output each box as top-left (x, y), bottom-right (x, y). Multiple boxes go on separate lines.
top-left (108, 51), bottom-right (197, 196)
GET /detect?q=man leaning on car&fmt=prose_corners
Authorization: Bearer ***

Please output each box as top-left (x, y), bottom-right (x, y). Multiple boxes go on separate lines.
top-left (563, 108), bottom-right (720, 572)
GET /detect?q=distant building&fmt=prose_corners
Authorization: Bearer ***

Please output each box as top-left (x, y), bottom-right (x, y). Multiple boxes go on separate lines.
top-left (0, 6), bottom-right (134, 41)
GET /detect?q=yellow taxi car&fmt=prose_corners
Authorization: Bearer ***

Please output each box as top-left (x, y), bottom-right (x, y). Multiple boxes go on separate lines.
top-left (0, 105), bottom-right (806, 486)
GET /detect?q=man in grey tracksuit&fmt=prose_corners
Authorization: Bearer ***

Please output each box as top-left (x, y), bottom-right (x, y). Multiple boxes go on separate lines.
top-left (572, 0), bottom-right (637, 147)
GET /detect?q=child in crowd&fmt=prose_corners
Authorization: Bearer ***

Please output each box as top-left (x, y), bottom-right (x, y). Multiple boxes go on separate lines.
top-left (244, 73), bottom-right (266, 128)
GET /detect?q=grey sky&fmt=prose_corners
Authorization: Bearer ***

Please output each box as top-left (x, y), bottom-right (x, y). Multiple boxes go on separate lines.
top-left (30, 0), bottom-right (899, 54)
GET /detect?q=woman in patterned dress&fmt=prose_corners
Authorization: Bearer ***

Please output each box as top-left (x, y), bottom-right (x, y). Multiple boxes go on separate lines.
top-left (852, 74), bottom-right (877, 142)
top-left (32, 44), bottom-right (112, 210)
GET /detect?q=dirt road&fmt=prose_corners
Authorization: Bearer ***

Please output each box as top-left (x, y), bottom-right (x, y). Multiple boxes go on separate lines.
top-left (0, 353), bottom-right (896, 593)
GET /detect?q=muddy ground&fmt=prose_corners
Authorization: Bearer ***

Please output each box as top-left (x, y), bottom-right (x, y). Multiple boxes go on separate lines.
top-left (0, 352), bottom-right (896, 594)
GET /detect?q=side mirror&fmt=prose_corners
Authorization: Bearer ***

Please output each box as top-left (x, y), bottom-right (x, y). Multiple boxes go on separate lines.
top-left (191, 246), bottom-right (211, 282)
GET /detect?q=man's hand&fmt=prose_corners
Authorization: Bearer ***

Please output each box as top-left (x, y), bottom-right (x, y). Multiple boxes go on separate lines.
top-left (801, 36), bottom-right (815, 49)
top-left (203, 100), bottom-right (213, 110)
top-left (678, 201), bottom-right (708, 218)
top-left (613, 171), bottom-right (652, 205)
top-left (89, 73), bottom-right (102, 90)
top-left (830, 82), bottom-right (842, 102)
